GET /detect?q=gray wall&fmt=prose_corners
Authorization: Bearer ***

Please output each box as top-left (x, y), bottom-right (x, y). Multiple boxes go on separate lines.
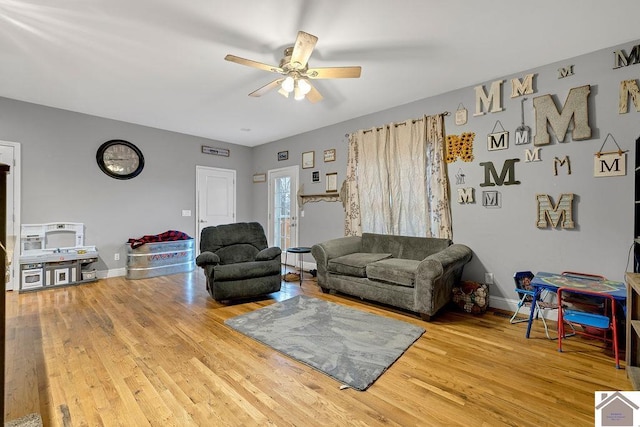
top-left (0, 97), bottom-right (254, 273)
top-left (252, 39), bottom-right (640, 309)
top-left (2, 38), bottom-right (638, 310)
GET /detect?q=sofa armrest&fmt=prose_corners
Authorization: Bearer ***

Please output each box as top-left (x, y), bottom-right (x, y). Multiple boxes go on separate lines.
top-left (312, 236), bottom-right (362, 266)
top-left (311, 236), bottom-right (362, 285)
top-left (196, 251), bottom-right (220, 267)
top-left (256, 246), bottom-right (282, 261)
top-left (415, 244), bottom-right (473, 316)
top-left (423, 244), bottom-right (473, 274)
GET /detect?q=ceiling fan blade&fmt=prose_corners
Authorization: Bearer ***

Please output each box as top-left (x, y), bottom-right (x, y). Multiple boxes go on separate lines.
top-left (306, 66), bottom-right (362, 79)
top-left (278, 87), bottom-right (290, 98)
top-left (289, 31), bottom-right (318, 69)
top-left (225, 54), bottom-right (283, 74)
top-left (306, 84), bottom-right (323, 103)
top-left (248, 79), bottom-right (283, 97)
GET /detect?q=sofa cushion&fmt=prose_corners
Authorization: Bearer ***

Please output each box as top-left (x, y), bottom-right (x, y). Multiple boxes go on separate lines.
top-left (328, 253), bottom-right (392, 277)
top-left (366, 258), bottom-right (420, 287)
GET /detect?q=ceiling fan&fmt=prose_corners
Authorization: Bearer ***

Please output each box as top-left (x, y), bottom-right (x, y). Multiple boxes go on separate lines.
top-left (224, 31), bottom-right (362, 103)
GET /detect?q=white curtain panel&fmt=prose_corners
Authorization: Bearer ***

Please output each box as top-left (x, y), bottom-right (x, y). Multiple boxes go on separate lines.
top-left (344, 114), bottom-right (452, 239)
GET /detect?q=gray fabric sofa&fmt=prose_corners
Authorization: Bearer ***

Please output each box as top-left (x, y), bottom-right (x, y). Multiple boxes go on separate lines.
top-left (195, 222), bottom-right (281, 301)
top-left (311, 233), bottom-right (472, 320)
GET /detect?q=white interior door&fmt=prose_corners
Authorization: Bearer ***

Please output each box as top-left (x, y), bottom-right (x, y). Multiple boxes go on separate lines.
top-left (0, 142), bottom-right (20, 291)
top-left (196, 166), bottom-right (236, 251)
top-left (267, 166), bottom-right (299, 265)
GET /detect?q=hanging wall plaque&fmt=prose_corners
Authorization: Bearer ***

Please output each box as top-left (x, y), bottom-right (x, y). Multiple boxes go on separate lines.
top-left (594, 133), bottom-right (627, 177)
top-left (487, 120), bottom-right (509, 151)
top-left (455, 103), bottom-right (468, 125)
top-left (515, 98), bottom-right (530, 145)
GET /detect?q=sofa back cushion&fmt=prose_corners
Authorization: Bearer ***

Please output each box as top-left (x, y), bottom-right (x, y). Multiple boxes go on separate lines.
top-left (361, 233), bottom-right (451, 260)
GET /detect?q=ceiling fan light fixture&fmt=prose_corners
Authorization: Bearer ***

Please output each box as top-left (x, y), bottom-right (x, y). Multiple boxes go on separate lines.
top-left (298, 78), bottom-right (311, 95)
top-left (294, 84), bottom-right (305, 101)
top-left (281, 76), bottom-right (294, 93)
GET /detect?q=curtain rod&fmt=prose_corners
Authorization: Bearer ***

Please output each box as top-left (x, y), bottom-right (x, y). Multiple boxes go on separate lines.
top-left (345, 111), bottom-right (450, 137)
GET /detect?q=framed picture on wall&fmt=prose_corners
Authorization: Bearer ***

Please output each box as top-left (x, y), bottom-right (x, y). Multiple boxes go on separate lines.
top-left (302, 151), bottom-right (315, 169)
top-left (324, 149), bottom-right (336, 162)
top-left (326, 172), bottom-right (338, 192)
top-left (312, 171), bottom-right (320, 182)
top-left (278, 151), bottom-right (289, 161)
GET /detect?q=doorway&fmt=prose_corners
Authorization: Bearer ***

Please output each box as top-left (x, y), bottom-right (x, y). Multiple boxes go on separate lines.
top-left (267, 166), bottom-right (299, 266)
top-left (195, 166), bottom-right (236, 252)
top-left (0, 141), bottom-right (20, 291)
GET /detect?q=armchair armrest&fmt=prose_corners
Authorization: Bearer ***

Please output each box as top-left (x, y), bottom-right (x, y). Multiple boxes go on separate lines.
top-left (256, 246), bottom-right (282, 261)
top-left (196, 251), bottom-right (220, 267)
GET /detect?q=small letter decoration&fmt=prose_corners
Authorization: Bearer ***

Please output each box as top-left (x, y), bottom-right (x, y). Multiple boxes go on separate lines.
top-left (594, 133), bottom-right (627, 177)
top-left (487, 120), bottom-right (508, 151)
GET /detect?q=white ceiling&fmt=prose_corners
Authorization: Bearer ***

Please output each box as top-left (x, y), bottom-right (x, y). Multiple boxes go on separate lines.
top-left (1, 0), bottom-right (639, 147)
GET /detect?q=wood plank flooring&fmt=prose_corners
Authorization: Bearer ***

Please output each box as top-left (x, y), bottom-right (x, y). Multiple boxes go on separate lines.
top-left (4, 272), bottom-right (632, 426)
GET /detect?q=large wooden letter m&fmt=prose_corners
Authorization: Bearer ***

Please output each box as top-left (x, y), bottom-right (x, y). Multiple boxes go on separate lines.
top-left (533, 85), bottom-right (591, 146)
top-left (536, 193), bottom-right (575, 229)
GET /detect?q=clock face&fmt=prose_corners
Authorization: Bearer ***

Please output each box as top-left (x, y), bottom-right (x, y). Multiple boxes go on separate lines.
top-left (96, 140), bottom-right (144, 179)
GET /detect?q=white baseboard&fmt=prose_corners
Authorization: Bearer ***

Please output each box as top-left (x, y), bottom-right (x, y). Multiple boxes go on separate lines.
top-left (101, 268), bottom-right (126, 279)
top-left (489, 296), bottom-right (557, 320)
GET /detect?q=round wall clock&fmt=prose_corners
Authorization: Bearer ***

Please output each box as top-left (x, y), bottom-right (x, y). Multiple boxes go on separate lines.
top-left (96, 139), bottom-right (145, 180)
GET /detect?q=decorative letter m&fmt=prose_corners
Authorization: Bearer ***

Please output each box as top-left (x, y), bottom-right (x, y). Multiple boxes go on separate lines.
top-left (536, 194), bottom-right (575, 229)
top-left (479, 159), bottom-right (520, 187)
top-left (533, 85), bottom-right (591, 146)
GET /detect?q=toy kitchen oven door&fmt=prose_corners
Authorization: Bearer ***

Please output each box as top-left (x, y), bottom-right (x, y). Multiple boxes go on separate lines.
top-left (20, 262), bottom-right (44, 290)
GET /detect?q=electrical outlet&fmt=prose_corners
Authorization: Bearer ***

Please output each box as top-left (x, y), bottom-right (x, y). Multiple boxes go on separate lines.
top-left (484, 272), bottom-right (494, 285)
top-left (114, 253), bottom-right (120, 261)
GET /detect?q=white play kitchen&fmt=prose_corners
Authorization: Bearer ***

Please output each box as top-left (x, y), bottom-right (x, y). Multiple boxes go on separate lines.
top-left (18, 222), bottom-right (99, 291)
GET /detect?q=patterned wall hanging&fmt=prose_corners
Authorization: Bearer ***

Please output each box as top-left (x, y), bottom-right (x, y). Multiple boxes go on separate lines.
top-left (446, 132), bottom-right (475, 163)
top-left (487, 120), bottom-right (509, 151)
top-left (594, 133), bottom-right (627, 177)
top-left (455, 103), bottom-right (468, 125)
top-left (455, 168), bottom-right (466, 185)
top-left (515, 98), bottom-right (530, 145)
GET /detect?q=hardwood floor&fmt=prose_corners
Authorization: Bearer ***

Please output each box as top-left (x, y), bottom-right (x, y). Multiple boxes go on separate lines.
top-left (4, 272), bottom-right (632, 426)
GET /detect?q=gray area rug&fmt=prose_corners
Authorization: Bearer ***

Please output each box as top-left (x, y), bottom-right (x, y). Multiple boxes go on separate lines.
top-left (225, 295), bottom-right (425, 390)
top-left (4, 413), bottom-right (43, 427)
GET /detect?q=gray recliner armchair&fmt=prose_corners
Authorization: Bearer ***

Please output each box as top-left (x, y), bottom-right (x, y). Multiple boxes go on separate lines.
top-left (195, 222), bottom-right (282, 301)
